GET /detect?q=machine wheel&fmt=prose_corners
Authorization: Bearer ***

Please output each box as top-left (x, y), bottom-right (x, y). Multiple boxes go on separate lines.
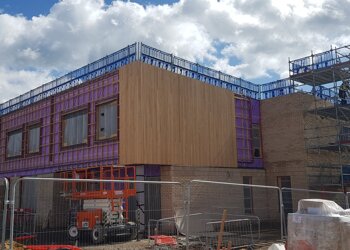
top-left (91, 225), bottom-right (104, 244)
top-left (67, 224), bottom-right (79, 241)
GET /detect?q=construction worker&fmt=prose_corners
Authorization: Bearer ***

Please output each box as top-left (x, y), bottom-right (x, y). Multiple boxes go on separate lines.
top-left (339, 80), bottom-right (350, 105)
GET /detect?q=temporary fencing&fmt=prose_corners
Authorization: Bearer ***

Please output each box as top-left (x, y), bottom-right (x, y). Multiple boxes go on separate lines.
top-left (8, 177), bottom-right (184, 249)
top-left (204, 218), bottom-right (254, 249)
top-left (8, 177), bottom-right (350, 249)
top-left (0, 178), bottom-right (9, 250)
top-left (185, 180), bottom-right (284, 250)
top-left (281, 187), bottom-right (348, 213)
top-left (147, 216), bottom-right (180, 246)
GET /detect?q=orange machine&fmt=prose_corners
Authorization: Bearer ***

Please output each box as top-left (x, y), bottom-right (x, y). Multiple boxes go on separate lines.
top-left (61, 165), bottom-right (137, 244)
top-left (76, 209), bottom-right (102, 230)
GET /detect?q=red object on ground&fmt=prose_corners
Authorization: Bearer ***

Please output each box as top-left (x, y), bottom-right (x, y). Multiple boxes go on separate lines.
top-left (25, 245), bottom-right (82, 250)
top-left (149, 235), bottom-right (177, 246)
top-left (14, 235), bottom-right (36, 242)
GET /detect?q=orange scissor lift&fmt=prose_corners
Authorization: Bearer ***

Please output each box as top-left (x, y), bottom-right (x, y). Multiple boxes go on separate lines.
top-left (61, 166), bottom-right (137, 244)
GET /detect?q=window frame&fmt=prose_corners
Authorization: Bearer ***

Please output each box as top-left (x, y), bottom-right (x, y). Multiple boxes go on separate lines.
top-left (61, 107), bottom-right (89, 149)
top-left (26, 122), bottom-right (42, 155)
top-left (340, 126), bottom-right (350, 143)
top-left (252, 124), bottom-right (262, 158)
top-left (243, 176), bottom-right (254, 214)
top-left (277, 176), bottom-right (293, 214)
top-left (6, 128), bottom-right (24, 159)
top-left (95, 98), bottom-right (118, 142)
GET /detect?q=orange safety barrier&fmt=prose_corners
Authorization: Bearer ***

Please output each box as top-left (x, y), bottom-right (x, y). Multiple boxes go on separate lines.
top-left (25, 245), bottom-right (82, 250)
top-left (14, 235), bottom-right (36, 242)
top-left (149, 235), bottom-right (177, 246)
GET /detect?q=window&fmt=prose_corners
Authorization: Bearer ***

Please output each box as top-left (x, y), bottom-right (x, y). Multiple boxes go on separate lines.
top-left (62, 110), bottom-right (88, 147)
top-left (340, 126), bottom-right (350, 142)
top-left (7, 130), bottom-right (23, 158)
top-left (243, 176), bottom-right (253, 214)
top-left (343, 166), bottom-right (350, 185)
top-left (28, 124), bottom-right (40, 154)
top-left (277, 176), bottom-right (293, 214)
top-left (96, 100), bottom-right (117, 140)
top-left (252, 124), bottom-right (262, 158)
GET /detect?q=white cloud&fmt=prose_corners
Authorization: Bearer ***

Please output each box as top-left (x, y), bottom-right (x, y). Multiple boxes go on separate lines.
top-left (270, 0), bottom-right (327, 18)
top-left (0, 0), bottom-right (350, 102)
top-left (0, 67), bottom-right (53, 103)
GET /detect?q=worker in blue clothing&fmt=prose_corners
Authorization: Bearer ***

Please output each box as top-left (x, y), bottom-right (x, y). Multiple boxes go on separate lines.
top-left (339, 80), bottom-right (350, 105)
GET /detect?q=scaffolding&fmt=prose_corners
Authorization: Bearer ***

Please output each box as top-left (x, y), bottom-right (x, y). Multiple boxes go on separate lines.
top-left (0, 42), bottom-right (260, 116)
top-left (289, 45), bottom-right (350, 190)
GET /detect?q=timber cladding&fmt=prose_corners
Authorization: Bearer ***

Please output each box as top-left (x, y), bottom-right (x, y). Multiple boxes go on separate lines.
top-left (119, 62), bottom-right (237, 167)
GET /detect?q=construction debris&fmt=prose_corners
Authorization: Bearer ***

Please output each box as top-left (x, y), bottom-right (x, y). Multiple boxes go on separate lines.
top-left (288, 199), bottom-right (350, 250)
top-left (268, 243), bottom-right (285, 250)
top-left (3, 241), bottom-right (25, 250)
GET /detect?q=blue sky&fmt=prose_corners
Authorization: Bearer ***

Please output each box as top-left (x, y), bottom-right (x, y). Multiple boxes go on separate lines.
top-left (0, 0), bottom-right (178, 18)
top-left (0, 0), bottom-right (58, 17)
top-left (0, 0), bottom-right (348, 102)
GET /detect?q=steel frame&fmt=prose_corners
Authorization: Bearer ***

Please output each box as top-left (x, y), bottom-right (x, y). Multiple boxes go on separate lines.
top-left (289, 45), bottom-right (350, 190)
top-left (2, 43), bottom-right (350, 117)
top-left (0, 43), bottom-right (261, 116)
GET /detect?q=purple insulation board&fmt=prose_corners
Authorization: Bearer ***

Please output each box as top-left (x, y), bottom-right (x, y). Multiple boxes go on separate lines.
top-left (144, 165), bottom-right (161, 177)
top-left (235, 98), bottom-right (263, 169)
top-left (0, 71), bottom-right (119, 177)
top-left (0, 99), bottom-right (52, 175)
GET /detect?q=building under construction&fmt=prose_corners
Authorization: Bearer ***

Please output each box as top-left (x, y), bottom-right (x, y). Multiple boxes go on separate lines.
top-left (289, 45), bottom-right (350, 190)
top-left (0, 42), bottom-right (350, 246)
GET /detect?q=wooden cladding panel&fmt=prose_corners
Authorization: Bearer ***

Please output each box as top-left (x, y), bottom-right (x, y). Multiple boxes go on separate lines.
top-left (119, 62), bottom-right (237, 167)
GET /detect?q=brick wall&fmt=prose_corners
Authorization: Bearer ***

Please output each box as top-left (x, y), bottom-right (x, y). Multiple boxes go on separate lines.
top-left (160, 166), bottom-right (280, 222)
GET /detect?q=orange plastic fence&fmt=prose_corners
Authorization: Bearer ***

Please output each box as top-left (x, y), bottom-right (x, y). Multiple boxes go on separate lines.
top-left (149, 235), bottom-right (177, 246)
top-left (25, 245), bottom-right (82, 250)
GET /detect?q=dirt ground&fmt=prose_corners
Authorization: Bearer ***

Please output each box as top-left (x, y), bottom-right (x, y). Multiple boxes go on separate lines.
top-left (81, 239), bottom-right (278, 250)
top-left (82, 239), bottom-right (154, 250)
top-left (6, 238), bottom-right (280, 250)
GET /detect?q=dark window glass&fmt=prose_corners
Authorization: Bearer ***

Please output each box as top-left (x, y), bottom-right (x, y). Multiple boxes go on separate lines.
top-left (96, 100), bottom-right (117, 140)
top-left (243, 176), bottom-right (253, 214)
top-left (63, 110), bottom-right (88, 147)
top-left (7, 130), bottom-right (23, 157)
top-left (28, 125), bottom-right (40, 153)
top-left (252, 124), bottom-right (262, 157)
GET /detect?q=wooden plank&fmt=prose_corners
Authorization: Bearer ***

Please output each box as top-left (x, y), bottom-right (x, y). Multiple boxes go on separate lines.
top-left (227, 241), bottom-right (232, 249)
top-left (119, 62), bottom-right (237, 167)
top-left (217, 209), bottom-right (227, 250)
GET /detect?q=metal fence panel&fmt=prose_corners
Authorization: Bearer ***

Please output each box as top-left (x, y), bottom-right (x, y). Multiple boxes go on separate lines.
top-left (205, 218), bottom-right (254, 249)
top-left (13, 178), bottom-right (348, 248)
top-left (0, 178), bottom-right (9, 249)
top-left (186, 180), bottom-right (283, 250)
top-left (8, 177), bottom-right (184, 250)
top-left (281, 187), bottom-right (348, 212)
